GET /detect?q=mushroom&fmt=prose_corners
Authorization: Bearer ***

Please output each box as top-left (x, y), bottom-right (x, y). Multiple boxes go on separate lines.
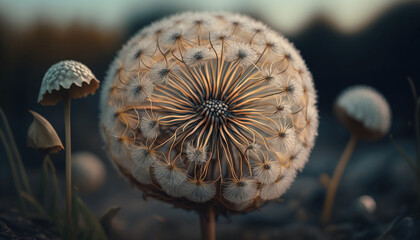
top-left (72, 151), bottom-right (105, 193)
top-left (38, 60), bottom-right (99, 234)
top-left (27, 110), bottom-right (64, 154)
top-left (321, 85), bottom-right (391, 224)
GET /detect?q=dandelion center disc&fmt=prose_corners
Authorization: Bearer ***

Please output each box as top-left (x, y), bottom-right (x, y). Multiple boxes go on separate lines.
top-left (201, 99), bottom-right (229, 118)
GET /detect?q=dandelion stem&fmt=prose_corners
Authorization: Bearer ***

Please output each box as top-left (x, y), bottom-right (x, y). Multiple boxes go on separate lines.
top-left (199, 207), bottom-right (216, 240)
top-left (64, 96), bottom-right (73, 239)
top-left (321, 134), bottom-right (358, 225)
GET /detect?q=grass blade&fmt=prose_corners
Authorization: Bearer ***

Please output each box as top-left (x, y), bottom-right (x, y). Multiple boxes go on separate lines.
top-left (0, 108), bottom-right (32, 195)
top-left (0, 128), bottom-right (25, 210)
top-left (38, 155), bottom-right (50, 207)
top-left (390, 137), bottom-right (419, 176)
top-left (20, 191), bottom-right (47, 217)
top-left (76, 196), bottom-right (108, 240)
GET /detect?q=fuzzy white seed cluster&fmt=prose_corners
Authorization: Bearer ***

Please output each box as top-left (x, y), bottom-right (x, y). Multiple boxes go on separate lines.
top-left (99, 12), bottom-right (318, 212)
top-left (336, 85), bottom-right (391, 134)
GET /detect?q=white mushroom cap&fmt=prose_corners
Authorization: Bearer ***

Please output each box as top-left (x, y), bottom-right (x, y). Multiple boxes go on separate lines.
top-left (38, 60), bottom-right (100, 105)
top-left (335, 85), bottom-right (391, 140)
top-left (72, 151), bottom-right (106, 193)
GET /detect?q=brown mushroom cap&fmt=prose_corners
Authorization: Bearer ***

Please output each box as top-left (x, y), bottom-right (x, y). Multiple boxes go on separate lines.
top-left (38, 60), bottom-right (100, 106)
top-left (27, 110), bottom-right (64, 153)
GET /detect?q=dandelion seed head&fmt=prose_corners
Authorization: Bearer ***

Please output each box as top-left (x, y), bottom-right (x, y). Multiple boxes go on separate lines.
top-left (100, 12), bottom-right (318, 212)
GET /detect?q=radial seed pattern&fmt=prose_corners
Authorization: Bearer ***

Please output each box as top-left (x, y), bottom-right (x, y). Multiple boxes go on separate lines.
top-left (100, 12), bottom-right (318, 212)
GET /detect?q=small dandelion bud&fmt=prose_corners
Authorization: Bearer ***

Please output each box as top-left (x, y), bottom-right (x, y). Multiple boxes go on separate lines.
top-left (99, 12), bottom-right (318, 220)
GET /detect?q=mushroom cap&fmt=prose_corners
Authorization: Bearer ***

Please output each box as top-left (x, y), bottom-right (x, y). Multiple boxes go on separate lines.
top-left (335, 85), bottom-right (391, 141)
top-left (38, 60), bottom-right (100, 105)
top-left (72, 151), bottom-right (106, 193)
top-left (27, 110), bottom-right (64, 153)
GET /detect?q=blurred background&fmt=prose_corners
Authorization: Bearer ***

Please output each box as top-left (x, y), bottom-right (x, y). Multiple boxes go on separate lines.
top-left (0, 0), bottom-right (419, 239)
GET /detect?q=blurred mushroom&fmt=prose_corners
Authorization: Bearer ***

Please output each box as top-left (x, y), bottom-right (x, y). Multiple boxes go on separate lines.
top-left (72, 151), bottom-right (106, 193)
top-left (321, 85), bottom-right (391, 224)
top-left (38, 60), bottom-right (99, 236)
top-left (355, 195), bottom-right (376, 214)
top-left (27, 110), bottom-right (63, 154)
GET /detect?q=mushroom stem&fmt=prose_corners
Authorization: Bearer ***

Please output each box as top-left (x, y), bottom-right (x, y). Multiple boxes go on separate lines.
top-left (64, 96), bottom-right (73, 238)
top-left (321, 134), bottom-right (358, 225)
top-left (199, 207), bottom-right (216, 240)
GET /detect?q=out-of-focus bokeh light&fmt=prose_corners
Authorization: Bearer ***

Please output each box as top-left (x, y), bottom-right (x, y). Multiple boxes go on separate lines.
top-left (0, 0), bottom-right (415, 34)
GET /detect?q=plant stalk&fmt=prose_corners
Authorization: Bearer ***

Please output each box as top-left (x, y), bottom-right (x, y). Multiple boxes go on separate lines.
top-left (0, 128), bottom-right (25, 209)
top-left (64, 97), bottom-right (73, 239)
top-left (0, 108), bottom-right (32, 195)
top-left (321, 134), bottom-right (358, 225)
top-left (199, 207), bottom-right (216, 240)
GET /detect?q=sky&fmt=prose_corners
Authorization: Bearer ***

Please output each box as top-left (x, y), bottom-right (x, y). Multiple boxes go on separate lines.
top-left (0, 0), bottom-right (415, 34)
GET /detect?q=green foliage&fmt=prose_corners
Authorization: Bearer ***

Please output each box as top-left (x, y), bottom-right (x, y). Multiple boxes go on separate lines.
top-left (0, 109), bottom-right (108, 240)
top-left (391, 77), bottom-right (420, 213)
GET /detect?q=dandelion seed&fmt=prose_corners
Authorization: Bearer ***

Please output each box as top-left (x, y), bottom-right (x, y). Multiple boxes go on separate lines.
top-left (278, 75), bottom-right (304, 103)
top-left (260, 168), bottom-right (296, 200)
top-left (128, 40), bottom-right (155, 62)
top-left (278, 143), bottom-right (305, 171)
top-left (125, 75), bottom-right (155, 103)
top-left (153, 162), bottom-right (187, 197)
top-left (255, 32), bottom-right (282, 54)
top-left (272, 97), bottom-right (292, 118)
top-left (252, 158), bottom-right (281, 184)
top-left (149, 61), bottom-right (178, 85)
top-left (184, 180), bottom-right (216, 203)
top-left (223, 178), bottom-right (258, 204)
top-left (225, 42), bottom-right (257, 67)
top-left (162, 27), bottom-right (192, 46)
top-left (186, 142), bottom-right (208, 164)
top-left (270, 123), bottom-right (296, 151)
top-left (153, 161), bottom-right (187, 187)
top-left (183, 47), bottom-right (214, 66)
top-left (109, 135), bottom-right (134, 170)
top-left (240, 142), bottom-right (261, 154)
top-left (245, 21), bottom-right (267, 35)
top-left (140, 114), bottom-right (159, 139)
top-left (130, 144), bottom-right (157, 168)
top-left (210, 29), bottom-right (232, 44)
top-left (132, 165), bottom-right (152, 185)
